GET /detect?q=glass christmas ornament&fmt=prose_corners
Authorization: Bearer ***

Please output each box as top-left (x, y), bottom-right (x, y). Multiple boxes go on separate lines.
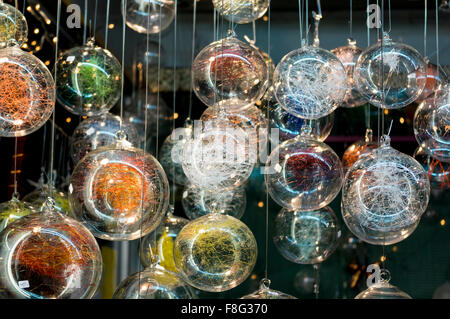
top-left (355, 272), bottom-right (412, 299)
top-left (331, 39), bottom-right (367, 108)
top-left (273, 45), bottom-right (347, 119)
top-left (70, 113), bottom-right (140, 164)
top-left (139, 206), bottom-right (189, 271)
top-left (415, 61), bottom-right (448, 104)
top-left (273, 207), bottom-right (341, 264)
top-left (23, 184), bottom-right (70, 216)
top-left (182, 117), bottom-right (256, 190)
top-left (0, 197), bottom-right (35, 232)
top-left (293, 267), bottom-right (316, 294)
top-left (159, 125), bottom-right (193, 186)
top-left (113, 263), bottom-right (194, 299)
top-left (0, 46), bottom-right (55, 137)
top-left (241, 279), bottom-right (297, 299)
top-left (342, 128), bottom-right (378, 172)
top-left (0, 201), bottom-right (102, 299)
top-left (432, 282), bottom-right (450, 299)
top-left (174, 213), bottom-right (257, 292)
top-left (414, 86), bottom-right (450, 163)
top-left (69, 141), bottom-right (170, 241)
top-left (182, 184), bottom-right (246, 220)
top-left (192, 33), bottom-right (268, 110)
top-left (354, 33), bottom-right (427, 109)
top-left (342, 135), bottom-right (430, 245)
top-left (123, 0), bottom-right (175, 34)
top-left (0, 2), bottom-right (27, 49)
top-left (265, 132), bottom-right (343, 211)
top-left (414, 146), bottom-right (450, 190)
top-left (56, 39), bottom-right (122, 116)
top-left (212, 0), bottom-right (269, 24)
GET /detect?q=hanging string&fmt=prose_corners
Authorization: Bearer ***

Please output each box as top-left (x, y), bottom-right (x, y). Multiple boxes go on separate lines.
top-left (424, 0), bottom-right (428, 57)
top-left (313, 264), bottom-right (320, 299)
top-left (365, 0), bottom-right (371, 130)
top-left (155, 5), bottom-right (163, 156)
top-left (349, 0), bottom-right (353, 39)
top-left (104, 0), bottom-right (110, 49)
top-left (435, 0), bottom-right (440, 71)
top-left (119, 0), bottom-right (127, 129)
top-left (171, 0), bottom-right (178, 207)
top-left (12, 0), bottom-right (19, 199)
top-left (187, 0), bottom-right (197, 121)
top-left (83, 0), bottom-right (88, 45)
top-left (93, 0), bottom-right (98, 36)
top-left (298, 0), bottom-right (303, 44)
top-left (305, 0), bottom-right (308, 45)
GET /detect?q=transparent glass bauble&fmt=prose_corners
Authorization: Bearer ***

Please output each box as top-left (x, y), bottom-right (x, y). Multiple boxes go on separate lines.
top-left (159, 126), bottom-right (193, 186)
top-left (0, 46), bottom-right (55, 137)
top-left (212, 0), bottom-right (269, 24)
top-left (432, 282), bottom-right (450, 299)
top-left (414, 86), bottom-right (450, 163)
top-left (182, 117), bottom-right (256, 190)
top-left (0, 197), bottom-right (35, 232)
top-left (139, 207), bottom-right (189, 271)
top-left (136, 40), bottom-right (165, 66)
top-left (355, 281), bottom-right (412, 299)
top-left (273, 206), bottom-right (341, 264)
top-left (354, 34), bottom-right (427, 109)
top-left (181, 184), bottom-right (246, 220)
top-left (342, 135), bottom-right (430, 245)
top-left (70, 113), bottom-right (140, 164)
top-left (342, 128), bottom-right (378, 172)
top-left (415, 61), bottom-right (448, 104)
top-left (174, 213), bottom-right (257, 292)
top-left (258, 87), bottom-right (334, 143)
top-left (0, 2), bottom-right (28, 49)
top-left (273, 45), bottom-right (347, 119)
top-left (192, 34), bottom-right (268, 110)
top-left (241, 279), bottom-right (297, 299)
top-left (123, 0), bottom-right (175, 34)
top-left (69, 142), bottom-right (170, 241)
top-left (331, 39), bottom-right (367, 108)
top-left (23, 184), bottom-right (71, 216)
top-left (56, 39), bottom-right (122, 116)
top-left (265, 134), bottom-right (343, 211)
top-left (0, 205), bottom-right (103, 299)
top-left (293, 267), bottom-right (316, 294)
top-left (413, 146), bottom-right (450, 190)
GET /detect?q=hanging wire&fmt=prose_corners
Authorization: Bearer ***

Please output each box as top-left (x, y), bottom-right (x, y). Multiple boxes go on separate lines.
top-left (93, 0), bottom-right (98, 36)
top-left (349, 0), bottom-right (353, 38)
top-left (155, 5), bottom-right (163, 157)
top-left (187, 0), bottom-right (197, 121)
top-left (435, 0), bottom-right (440, 70)
top-left (424, 0), bottom-right (428, 57)
top-left (365, 0), bottom-right (371, 130)
top-left (83, 0), bottom-right (88, 45)
top-left (119, 0), bottom-right (127, 130)
top-left (171, 0), bottom-right (178, 210)
top-left (298, 0), bottom-right (303, 44)
top-left (104, 0), bottom-right (110, 49)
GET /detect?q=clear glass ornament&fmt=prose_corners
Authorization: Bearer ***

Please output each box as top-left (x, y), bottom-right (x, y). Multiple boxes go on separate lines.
top-left (265, 132), bottom-right (343, 211)
top-left (342, 128), bottom-right (378, 172)
top-left (123, 0), bottom-right (175, 34)
top-left (56, 39), bottom-right (122, 116)
top-left (182, 184), bottom-right (246, 220)
top-left (342, 135), bottom-right (430, 245)
top-left (192, 33), bottom-right (268, 110)
top-left (137, 40), bottom-right (165, 66)
top-left (0, 2), bottom-right (27, 49)
top-left (413, 146), bottom-right (450, 190)
top-left (273, 45), bottom-right (347, 119)
top-left (241, 279), bottom-right (297, 299)
top-left (273, 206), bottom-right (341, 264)
top-left (159, 125), bottom-right (193, 186)
top-left (68, 141), bottom-right (170, 241)
top-left (293, 267), bottom-right (316, 294)
top-left (331, 38), bottom-right (367, 108)
top-left (414, 86), bottom-right (450, 163)
top-left (0, 197), bottom-right (35, 232)
top-left (23, 184), bottom-right (71, 216)
top-left (174, 212), bottom-right (257, 292)
top-left (70, 113), bottom-right (140, 164)
top-left (0, 45), bottom-right (55, 137)
top-left (354, 33), bottom-right (427, 109)
top-left (182, 117), bottom-right (256, 190)
top-left (212, 0), bottom-right (269, 24)
top-left (139, 206), bottom-right (189, 271)
top-left (415, 61), bottom-right (448, 104)
top-left (432, 282), bottom-right (450, 299)
top-left (0, 201), bottom-right (102, 299)
top-left (355, 271), bottom-right (412, 299)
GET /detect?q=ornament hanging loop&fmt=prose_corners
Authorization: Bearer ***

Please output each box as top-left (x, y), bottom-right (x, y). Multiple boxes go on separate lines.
top-left (6, 39), bottom-right (19, 48)
top-left (226, 29), bottom-right (237, 39)
top-left (312, 10), bottom-right (322, 47)
top-left (260, 278), bottom-right (271, 290)
top-left (380, 268), bottom-right (391, 283)
top-left (364, 128), bottom-right (373, 143)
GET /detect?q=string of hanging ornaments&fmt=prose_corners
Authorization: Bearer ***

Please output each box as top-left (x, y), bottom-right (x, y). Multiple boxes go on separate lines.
top-left (0, 0), bottom-right (447, 300)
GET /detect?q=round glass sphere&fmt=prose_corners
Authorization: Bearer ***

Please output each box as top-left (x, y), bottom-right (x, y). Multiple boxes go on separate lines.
top-left (0, 2), bottom-right (28, 49)
top-left (0, 198), bottom-right (35, 232)
top-left (182, 117), bottom-right (256, 190)
top-left (273, 207), bottom-right (341, 264)
top-left (0, 46), bottom-right (55, 137)
top-left (413, 146), bottom-right (450, 190)
top-left (69, 142), bottom-right (170, 241)
top-left (331, 39), bottom-right (367, 108)
top-left (159, 126), bottom-right (193, 186)
top-left (22, 184), bottom-right (71, 216)
top-left (139, 207), bottom-right (189, 271)
top-left (70, 113), bottom-right (140, 164)
top-left (212, 0), bottom-right (269, 24)
top-left (293, 267), bottom-right (316, 294)
top-left (182, 184), bottom-right (246, 220)
top-left (265, 134), bottom-right (343, 211)
top-left (123, 0), bottom-right (175, 34)
top-left (0, 206), bottom-right (102, 299)
top-left (192, 34), bottom-right (268, 110)
top-left (354, 34), bottom-right (427, 109)
top-left (414, 86), bottom-right (450, 163)
top-left (342, 129), bottom-right (378, 172)
top-left (342, 135), bottom-right (430, 245)
top-left (241, 279), bottom-right (297, 299)
top-left (136, 40), bottom-right (165, 66)
top-left (355, 281), bottom-right (412, 299)
top-left (273, 45), bottom-right (347, 119)
top-left (415, 61), bottom-right (448, 104)
top-left (56, 40), bottom-right (122, 116)
top-left (174, 213), bottom-right (257, 292)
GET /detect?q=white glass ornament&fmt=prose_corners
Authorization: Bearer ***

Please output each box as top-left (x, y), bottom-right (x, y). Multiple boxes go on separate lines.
top-left (342, 135), bottom-right (430, 245)
top-left (0, 2), bottom-right (28, 49)
top-left (212, 0), bottom-right (269, 24)
top-left (123, 0), bottom-right (175, 34)
top-left (241, 279), bottom-right (297, 299)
